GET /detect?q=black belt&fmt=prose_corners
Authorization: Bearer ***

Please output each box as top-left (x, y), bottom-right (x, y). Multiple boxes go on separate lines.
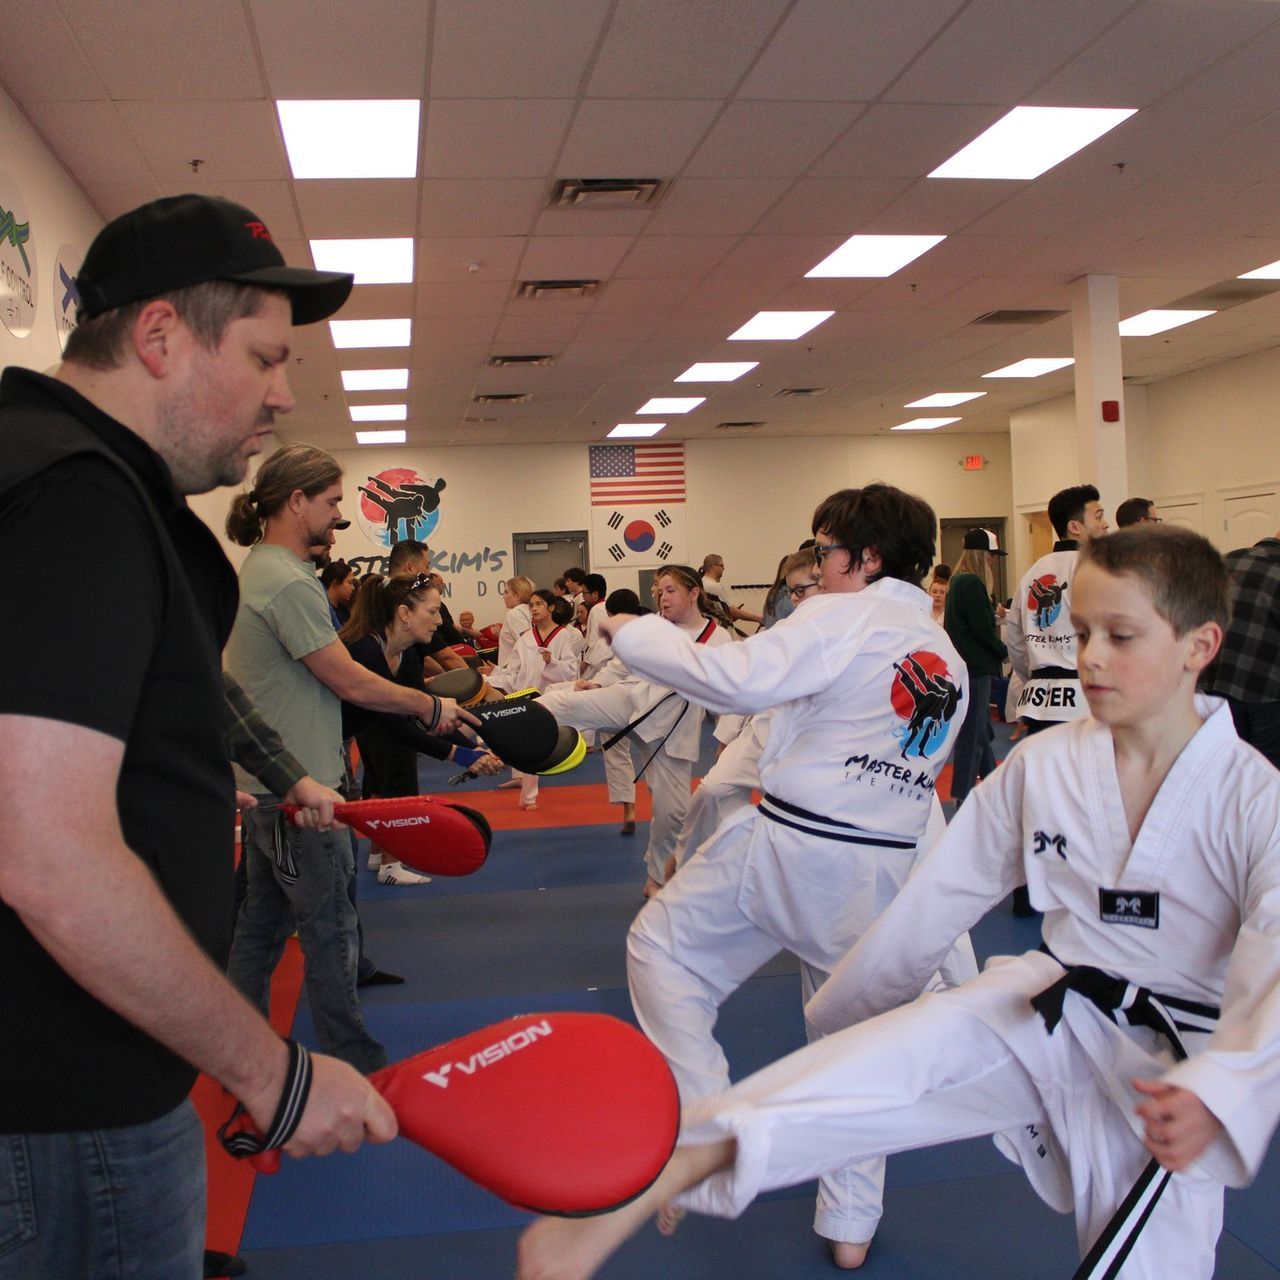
top-left (1028, 666), bottom-right (1078, 682)
top-left (757, 793), bottom-right (916, 848)
top-left (1032, 954), bottom-right (1219, 1280)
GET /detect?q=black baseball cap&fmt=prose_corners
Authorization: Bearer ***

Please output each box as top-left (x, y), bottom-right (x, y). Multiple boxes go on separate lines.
top-left (75, 194), bottom-right (353, 325)
top-left (962, 527), bottom-right (1007, 555)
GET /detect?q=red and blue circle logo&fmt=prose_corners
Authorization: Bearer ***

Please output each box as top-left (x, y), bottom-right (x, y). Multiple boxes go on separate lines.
top-left (624, 520), bottom-right (655, 553)
top-left (890, 650), bottom-right (961, 760)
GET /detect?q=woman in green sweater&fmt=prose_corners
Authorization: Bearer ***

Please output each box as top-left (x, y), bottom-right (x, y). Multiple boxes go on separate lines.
top-left (942, 529), bottom-right (1007, 805)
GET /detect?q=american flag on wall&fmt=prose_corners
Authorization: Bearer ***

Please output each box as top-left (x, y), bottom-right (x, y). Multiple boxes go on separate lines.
top-left (588, 443), bottom-right (686, 506)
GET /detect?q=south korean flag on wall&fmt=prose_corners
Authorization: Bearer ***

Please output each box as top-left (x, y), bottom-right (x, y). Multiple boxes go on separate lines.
top-left (590, 505), bottom-right (688, 570)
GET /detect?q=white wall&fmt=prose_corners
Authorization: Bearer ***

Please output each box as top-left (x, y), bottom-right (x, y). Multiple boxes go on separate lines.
top-left (0, 82), bottom-right (102, 375)
top-left (191, 431), bottom-right (1013, 624)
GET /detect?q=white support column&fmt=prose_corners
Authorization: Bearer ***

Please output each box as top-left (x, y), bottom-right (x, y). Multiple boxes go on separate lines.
top-left (1070, 274), bottom-right (1128, 514)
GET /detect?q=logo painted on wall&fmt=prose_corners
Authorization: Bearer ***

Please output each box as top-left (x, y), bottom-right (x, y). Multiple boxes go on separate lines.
top-left (356, 469), bottom-right (447, 548)
top-left (0, 170), bottom-right (38, 338)
top-left (53, 244), bottom-right (82, 353)
top-left (890, 650), bottom-right (961, 760)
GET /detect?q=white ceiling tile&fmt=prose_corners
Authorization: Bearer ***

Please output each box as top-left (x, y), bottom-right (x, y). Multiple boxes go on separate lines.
top-left (590, 277), bottom-right (699, 313)
top-left (115, 99), bottom-right (288, 182)
top-left (644, 178), bottom-right (793, 235)
top-left (419, 179), bottom-right (547, 236)
top-left (709, 235), bottom-right (845, 280)
top-left (884, 0), bottom-right (1133, 105)
top-left (23, 100), bottom-right (153, 185)
top-left (558, 100), bottom-right (722, 176)
top-left (615, 235), bottom-right (739, 279)
top-left (415, 281), bottom-right (510, 318)
top-left (517, 235), bottom-right (636, 280)
top-left (684, 102), bottom-right (865, 179)
top-left (417, 237), bottom-right (527, 283)
top-left (430, 0), bottom-right (612, 97)
top-left (0, 1), bottom-right (107, 101)
top-left (424, 99), bottom-right (576, 179)
top-left (1032, 0), bottom-right (1280, 107)
top-left (532, 208), bottom-right (654, 237)
top-left (493, 313), bottom-right (588, 345)
top-left (862, 180), bottom-right (1017, 235)
top-left (82, 181), bottom-right (166, 222)
top-left (811, 104), bottom-right (1006, 180)
top-left (414, 314), bottom-right (501, 343)
top-left (753, 178), bottom-right (911, 235)
top-left (586, 0), bottom-right (790, 98)
top-left (1158, 19), bottom-right (1280, 111)
top-left (58, 0), bottom-right (264, 99)
top-left (738, 0), bottom-right (967, 101)
top-left (293, 181), bottom-right (418, 238)
top-left (251, 0), bottom-right (431, 97)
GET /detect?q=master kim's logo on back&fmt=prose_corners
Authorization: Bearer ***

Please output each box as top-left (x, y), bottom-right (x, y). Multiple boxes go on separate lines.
top-left (1027, 575), bottom-right (1067, 629)
top-left (890, 650), bottom-right (961, 760)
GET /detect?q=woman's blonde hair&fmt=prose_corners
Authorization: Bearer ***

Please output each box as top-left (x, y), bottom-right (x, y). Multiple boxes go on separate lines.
top-left (504, 575), bottom-right (535, 604)
top-left (953, 548), bottom-right (992, 593)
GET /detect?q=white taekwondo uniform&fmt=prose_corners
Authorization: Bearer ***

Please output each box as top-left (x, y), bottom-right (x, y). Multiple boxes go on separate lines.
top-left (611, 579), bottom-right (967, 1246)
top-left (539, 615), bottom-right (732, 881)
top-left (496, 602), bottom-right (531, 666)
top-left (1006, 540), bottom-right (1088, 727)
top-left (677, 700), bottom-right (1280, 1280)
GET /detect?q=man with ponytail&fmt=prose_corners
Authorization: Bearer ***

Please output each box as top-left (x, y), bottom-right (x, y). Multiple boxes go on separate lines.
top-left (0, 194), bottom-right (398, 1279)
top-left (224, 444), bottom-right (477, 1067)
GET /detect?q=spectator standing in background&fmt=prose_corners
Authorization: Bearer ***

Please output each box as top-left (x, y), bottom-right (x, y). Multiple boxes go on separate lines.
top-left (1115, 497), bottom-right (1161, 528)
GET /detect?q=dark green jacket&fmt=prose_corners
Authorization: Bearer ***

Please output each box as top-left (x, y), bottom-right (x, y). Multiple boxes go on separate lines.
top-left (943, 572), bottom-right (1007, 677)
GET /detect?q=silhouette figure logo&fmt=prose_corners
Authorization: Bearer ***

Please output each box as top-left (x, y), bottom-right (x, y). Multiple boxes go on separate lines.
top-left (890, 650), bottom-right (961, 760)
top-left (356, 467), bottom-right (446, 547)
top-left (1026, 574), bottom-right (1066, 629)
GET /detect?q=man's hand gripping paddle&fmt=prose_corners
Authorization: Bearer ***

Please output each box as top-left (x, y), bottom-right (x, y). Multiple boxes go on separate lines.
top-left (282, 796), bottom-right (492, 876)
top-left (220, 1012), bottom-right (679, 1216)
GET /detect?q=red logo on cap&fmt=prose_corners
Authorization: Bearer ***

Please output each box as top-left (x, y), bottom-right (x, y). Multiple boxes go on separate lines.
top-left (244, 221), bottom-right (273, 240)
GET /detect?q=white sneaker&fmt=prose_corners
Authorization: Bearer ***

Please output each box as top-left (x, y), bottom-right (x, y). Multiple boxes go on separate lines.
top-left (377, 862), bottom-right (432, 886)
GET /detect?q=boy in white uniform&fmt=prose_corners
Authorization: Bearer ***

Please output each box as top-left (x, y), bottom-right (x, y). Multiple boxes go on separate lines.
top-left (601, 486), bottom-right (967, 1266)
top-left (517, 526), bottom-right (1280, 1280)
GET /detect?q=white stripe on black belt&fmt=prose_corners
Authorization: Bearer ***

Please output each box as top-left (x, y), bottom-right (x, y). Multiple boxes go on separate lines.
top-left (758, 793), bottom-right (916, 847)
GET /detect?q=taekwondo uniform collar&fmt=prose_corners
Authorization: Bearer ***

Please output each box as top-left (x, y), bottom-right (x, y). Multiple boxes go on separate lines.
top-left (862, 575), bottom-right (933, 612)
top-left (1052, 539), bottom-right (1079, 552)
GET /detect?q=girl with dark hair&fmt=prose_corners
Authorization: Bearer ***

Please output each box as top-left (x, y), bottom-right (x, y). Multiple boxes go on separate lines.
top-left (340, 574), bottom-right (499, 882)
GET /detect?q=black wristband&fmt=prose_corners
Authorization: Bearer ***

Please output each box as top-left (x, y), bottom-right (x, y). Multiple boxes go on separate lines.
top-left (217, 1039), bottom-right (313, 1158)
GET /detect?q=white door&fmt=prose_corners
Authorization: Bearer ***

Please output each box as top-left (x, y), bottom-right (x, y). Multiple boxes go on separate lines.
top-left (1155, 495), bottom-right (1204, 534)
top-left (1221, 487), bottom-right (1279, 552)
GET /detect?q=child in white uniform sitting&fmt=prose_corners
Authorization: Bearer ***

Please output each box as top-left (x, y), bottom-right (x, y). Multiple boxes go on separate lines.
top-left (517, 526), bottom-right (1280, 1280)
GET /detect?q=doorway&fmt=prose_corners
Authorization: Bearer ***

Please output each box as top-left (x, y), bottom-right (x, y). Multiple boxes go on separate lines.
top-left (511, 530), bottom-right (588, 588)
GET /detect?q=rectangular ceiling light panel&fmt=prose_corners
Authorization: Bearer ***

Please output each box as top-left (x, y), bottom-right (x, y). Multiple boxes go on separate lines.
top-left (891, 417), bottom-right (960, 431)
top-left (637, 397), bottom-right (705, 414)
top-left (341, 368), bottom-right (409, 391)
top-left (728, 311), bottom-right (834, 341)
top-left (905, 391), bottom-right (986, 408)
top-left (311, 238), bottom-right (415, 284)
top-left (1118, 309), bottom-right (1215, 336)
top-left (929, 106), bottom-right (1136, 180)
top-left (806, 234), bottom-right (946, 278)
top-left (675, 362), bottom-right (758, 382)
top-left (1239, 259), bottom-right (1280, 280)
top-left (349, 404), bottom-right (408, 421)
top-left (329, 318), bottom-right (412, 348)
top-left (983, 357), bottom-right (1074, 378)
top-left (278, 100), bottom-right (420, 179)
top-left (356, 429), bottom-right (408, 445)
top-left (608, 422), bottom-right (666, 438)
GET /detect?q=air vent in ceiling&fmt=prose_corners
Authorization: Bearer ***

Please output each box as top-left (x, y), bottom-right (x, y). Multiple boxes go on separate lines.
top-left (550, 178), bottom-right (666, 209)
top-left (487, 353), bottom-right (557, 367)
top-left (473, 392), bottom-right (531, 404)
top-left (972, 309), bottom-right (1067, 325)
top-left (1168, 279), bottom-right (1280, 310)
top-left (462, 415), bottom-right (498, 424)
top-left (773, 387), bottom-right (828, 399)
top-left (515, 279), bottom-right (601, 300)
top-left (715, 420), bottom-right (766, 430)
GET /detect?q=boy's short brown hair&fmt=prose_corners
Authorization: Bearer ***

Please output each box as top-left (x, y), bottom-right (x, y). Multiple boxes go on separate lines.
top-left (1078, 526), bottom-right (1229, 636)
top-left (810, 484), bottom-right (936, 587)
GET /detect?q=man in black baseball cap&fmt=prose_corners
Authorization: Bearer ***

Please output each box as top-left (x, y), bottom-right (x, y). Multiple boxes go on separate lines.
top-left (0, 196), bottom-right (394, 1280)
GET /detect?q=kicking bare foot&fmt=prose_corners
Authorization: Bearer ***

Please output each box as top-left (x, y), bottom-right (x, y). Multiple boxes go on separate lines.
top-left (656, 1201), bottom-right (685, 1237)
top-left (829, 1238), bottom-right (873, 1270)
top-left (516, 1140), bottom-right (735, 1280)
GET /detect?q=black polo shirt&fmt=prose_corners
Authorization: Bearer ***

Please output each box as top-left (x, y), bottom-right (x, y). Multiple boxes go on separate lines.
top-left (0, 368), bottom-right (239, 1132)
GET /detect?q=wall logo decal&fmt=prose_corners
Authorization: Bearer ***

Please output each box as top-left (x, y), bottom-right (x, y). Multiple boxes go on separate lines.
top-left (356, 468), bottom-right (446, 548)
top-left (0, 171), bottom-right (38, 339)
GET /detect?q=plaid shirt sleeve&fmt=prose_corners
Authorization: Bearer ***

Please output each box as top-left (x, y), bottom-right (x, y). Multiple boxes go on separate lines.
top-left (1207, 539), bottom-right (1280, 703)
top-left (221, 671), bottom-right (307, 797)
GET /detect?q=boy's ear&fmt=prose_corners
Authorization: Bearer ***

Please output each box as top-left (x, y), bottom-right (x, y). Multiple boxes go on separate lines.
top-left (1184, 620), bottom-right (1223, 674)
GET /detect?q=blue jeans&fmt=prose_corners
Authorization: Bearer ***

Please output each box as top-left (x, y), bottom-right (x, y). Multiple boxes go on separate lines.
top-left (227, 802), bottom-right (386, 1073)
top-left (950, 672), bottom-right (996, 806)
top-left (0, 1099), bottom-right (204, 1280)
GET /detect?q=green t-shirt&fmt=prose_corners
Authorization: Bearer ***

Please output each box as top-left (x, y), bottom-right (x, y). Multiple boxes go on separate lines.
top-left (225, 543), bottom-right (345, 792)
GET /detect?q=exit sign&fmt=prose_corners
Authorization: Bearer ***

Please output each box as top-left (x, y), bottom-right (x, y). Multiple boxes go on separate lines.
top-left (962, 455), bottom-right (985, 471)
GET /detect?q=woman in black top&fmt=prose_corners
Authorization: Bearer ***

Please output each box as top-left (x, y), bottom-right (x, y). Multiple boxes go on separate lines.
top-left (339, 574), bottom-right (498, 884)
